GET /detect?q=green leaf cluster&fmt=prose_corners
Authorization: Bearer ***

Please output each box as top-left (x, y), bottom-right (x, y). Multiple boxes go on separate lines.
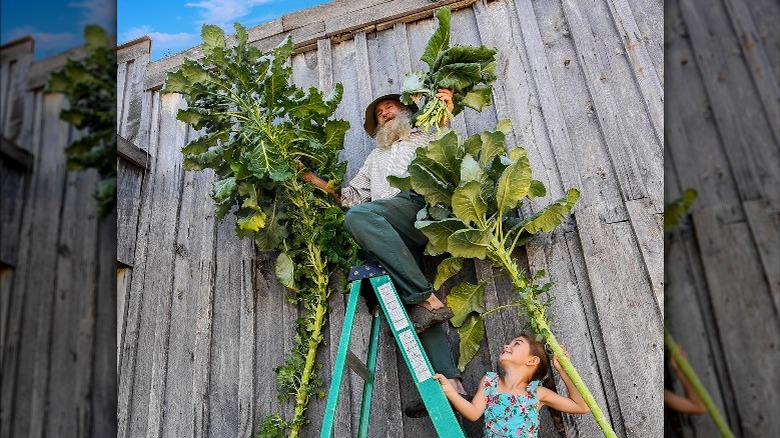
top-left (164, 23), bottom-right (358, 437)
top-left (663, 188), bottom-right (697, 232)
top-left (46, 25), bottom-right (116, 217)
top-left (400, 7), bottom-right (497, 131)
top-left (388, 120), bottom-right (579, 369)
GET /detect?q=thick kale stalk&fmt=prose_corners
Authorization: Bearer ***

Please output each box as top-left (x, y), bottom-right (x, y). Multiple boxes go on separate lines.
top-left (400, 7), bottom-right (496, 132)
top-left (388, 121), bottom-right (617, 437)
top-left (46, 25), bottom-right (117, 217)
top-left (163, 24), bottom-right (357, 437)
top-left (665, 330), bottom-right (734, 437)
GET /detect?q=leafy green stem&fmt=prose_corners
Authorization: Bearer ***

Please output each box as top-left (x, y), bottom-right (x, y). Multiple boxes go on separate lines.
top-left (480, 303), bottom-right (523, 318)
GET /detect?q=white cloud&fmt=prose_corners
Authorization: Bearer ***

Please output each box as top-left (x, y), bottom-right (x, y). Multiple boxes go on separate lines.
top-left (184, 0), bottom-right (278, 29)
top-left (68, 1), bottom-right (117, 28)
top-left (120, 25), bottom-right (199, 57)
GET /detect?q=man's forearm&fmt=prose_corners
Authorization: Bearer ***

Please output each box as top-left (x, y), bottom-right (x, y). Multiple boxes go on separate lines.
top-left (301, 171), bottom-right (340, 203)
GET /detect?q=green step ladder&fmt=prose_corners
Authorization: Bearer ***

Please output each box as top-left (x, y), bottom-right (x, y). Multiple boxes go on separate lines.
top-left (320, 273), bottom-right (466, 438)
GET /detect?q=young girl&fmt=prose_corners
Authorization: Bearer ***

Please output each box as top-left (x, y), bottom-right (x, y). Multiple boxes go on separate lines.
top-left (434, 333), bottom-right (589, 437)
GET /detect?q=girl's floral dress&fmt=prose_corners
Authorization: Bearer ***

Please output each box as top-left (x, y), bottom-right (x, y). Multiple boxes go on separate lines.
top-left (482, 372), bottom-right (541, 437)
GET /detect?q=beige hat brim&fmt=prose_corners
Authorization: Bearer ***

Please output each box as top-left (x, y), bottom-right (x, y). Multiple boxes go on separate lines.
top-left (363, 94), bottom-right (418, 137)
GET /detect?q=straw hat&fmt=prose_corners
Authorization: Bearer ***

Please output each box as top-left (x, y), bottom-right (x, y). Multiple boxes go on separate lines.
top-left (363, 94), bottom-right (418, 137)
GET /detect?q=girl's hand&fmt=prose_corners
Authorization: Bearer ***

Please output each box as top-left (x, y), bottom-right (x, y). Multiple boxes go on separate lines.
top-left (433, 374), bottom-right (456, 395)
top-left (669, 347), bottom-right (688, 375)
top-left (553, 345), bottom-right (571, 371)
top-left (435, 88), bottom-right (455, 113)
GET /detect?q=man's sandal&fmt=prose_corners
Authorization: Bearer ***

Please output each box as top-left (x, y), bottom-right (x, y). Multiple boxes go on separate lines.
top-left (408, 305), bottom-right (454, 333)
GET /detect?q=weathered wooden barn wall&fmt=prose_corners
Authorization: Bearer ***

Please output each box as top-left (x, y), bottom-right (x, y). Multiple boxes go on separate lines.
top-left (116, 0), bottom-right (664, 436)
top-left (0, 39), bottom-right (116, 436)
top-left (665, 0), bottom-right (779, 436)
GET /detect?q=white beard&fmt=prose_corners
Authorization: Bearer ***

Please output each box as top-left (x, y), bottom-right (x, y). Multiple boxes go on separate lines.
top-left (374, 109), bottom-right (413, 148)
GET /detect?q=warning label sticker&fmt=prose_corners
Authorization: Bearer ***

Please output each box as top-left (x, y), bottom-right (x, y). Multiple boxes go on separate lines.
top-left (399, 330), bottom-right (432, 382)
top-left (377, 282), bottom-right (409, 331)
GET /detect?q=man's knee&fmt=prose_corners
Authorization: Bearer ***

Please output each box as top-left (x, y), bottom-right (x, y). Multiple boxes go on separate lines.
top-left (344, 203), bottom-right (373, 236)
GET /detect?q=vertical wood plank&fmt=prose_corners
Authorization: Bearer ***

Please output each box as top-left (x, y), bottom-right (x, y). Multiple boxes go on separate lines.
top-left (207, 215), bottom-right (245, 436)
top-left (605, 0), bottom-right (665, 143)
top-left (692, 207), bottom-right (780, 435)
top-left (237, 251), bottom-right (256, 438)
top-left (721, 0), bottom-right (780, 141)
top-left (25, 93), bottom-right (70, 438)
top-left (117, 91), bottom-right (161, 438)
top-left (665, 229), bottom-right (734, 437)
top-left (742, 199), bottom-right (780, 311)
top-left (625, 198), bottom-right (665, 312)
top-left (253, 253), bottom-right (288, 431)
top-left (143, 94), bottom-right (189, 438)
top-left (161, 135), bottom-right (218, 438)
top-left (117, 161), bottom-right (145, 267)
top-left (46, 166), bottom-right (99, 437)
top-left (91, 212), bottom-right (118, 438)
top-left (577, 204), bottom-right (664, 437)
top-left (0, 91), bottom-right (44, 438)
top-left (0, 164), bottom-right (26, 267)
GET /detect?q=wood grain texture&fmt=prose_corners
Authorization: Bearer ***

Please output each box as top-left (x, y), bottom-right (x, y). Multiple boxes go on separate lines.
top-left (0, 36), bottom-right (113, 437)
top-left (110, 1), bottom-right (666, 436)
top-left (161, 129), bottom-right (217, 438)
top-left (665, 0), bottom-right (780, 436)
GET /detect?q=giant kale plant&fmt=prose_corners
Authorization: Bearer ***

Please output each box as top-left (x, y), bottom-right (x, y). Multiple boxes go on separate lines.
top-left (162, 24), bottom-right (358, 437)
top-left (388, 121), bottom-right (617, 437)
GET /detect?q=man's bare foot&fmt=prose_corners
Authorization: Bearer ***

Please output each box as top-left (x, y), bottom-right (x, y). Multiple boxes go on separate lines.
top-left (419, 293), bottom-right (445, 311)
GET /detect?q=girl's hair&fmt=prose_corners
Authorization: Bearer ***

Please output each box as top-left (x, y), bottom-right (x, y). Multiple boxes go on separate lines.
top-left (498, 332), bottom-right (567, 437)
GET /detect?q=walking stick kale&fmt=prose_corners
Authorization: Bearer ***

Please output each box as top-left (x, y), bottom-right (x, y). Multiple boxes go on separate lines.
top-left (163, 24), bottom-right (358, 438)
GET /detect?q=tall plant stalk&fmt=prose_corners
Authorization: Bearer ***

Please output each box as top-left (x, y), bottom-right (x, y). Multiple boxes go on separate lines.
top-left (665, 330), bottom-right (734, 438)
top-left (163, 24), bottom-right (358, 437)
top-left (492, 244), bottom-right (616, 437)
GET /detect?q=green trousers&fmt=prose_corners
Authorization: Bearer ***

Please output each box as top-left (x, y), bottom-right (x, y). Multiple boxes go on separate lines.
top-left (344, 191), bottom-right (461, 379)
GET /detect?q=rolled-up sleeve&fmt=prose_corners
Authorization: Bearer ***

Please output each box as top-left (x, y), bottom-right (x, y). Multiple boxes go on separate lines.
top-left (341, 162), bottom-right (372, 208)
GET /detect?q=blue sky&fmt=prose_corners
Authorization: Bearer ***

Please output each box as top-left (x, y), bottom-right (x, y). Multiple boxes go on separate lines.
top-left (120, 0), bottom-right (332, 60)
top-left (1, 1), bottom-right (331, 60)
top-left (1, 1), bottom-right (116, 59)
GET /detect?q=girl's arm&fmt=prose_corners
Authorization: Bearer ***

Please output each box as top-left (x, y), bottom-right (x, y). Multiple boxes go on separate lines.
top-left (433, 374), bottom-right (487, 421)
top-left (664, 351), bottom-right (706, 414)
top-left (538, 348), bottom-right (590, 415)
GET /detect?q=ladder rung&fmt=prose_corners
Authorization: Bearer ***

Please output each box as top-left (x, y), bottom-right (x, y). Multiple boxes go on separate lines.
top-left (346, 350), bottom-right (371, 382)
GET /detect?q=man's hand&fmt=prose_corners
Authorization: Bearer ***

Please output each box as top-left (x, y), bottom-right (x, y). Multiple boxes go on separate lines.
top-left (435, 88), bottom-right (455, 128)
top-left (435, 88), bottom-right (455, 113)
top-left (296, 159), bottom-right (341, 203)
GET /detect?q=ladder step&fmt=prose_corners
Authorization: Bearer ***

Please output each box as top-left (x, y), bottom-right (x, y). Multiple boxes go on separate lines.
top-left (346, 350), bottom-right (371, 382)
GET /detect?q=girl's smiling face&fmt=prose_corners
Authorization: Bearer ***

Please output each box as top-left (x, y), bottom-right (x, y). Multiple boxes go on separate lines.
top-left (499, 337), bottom-right (532, 363)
